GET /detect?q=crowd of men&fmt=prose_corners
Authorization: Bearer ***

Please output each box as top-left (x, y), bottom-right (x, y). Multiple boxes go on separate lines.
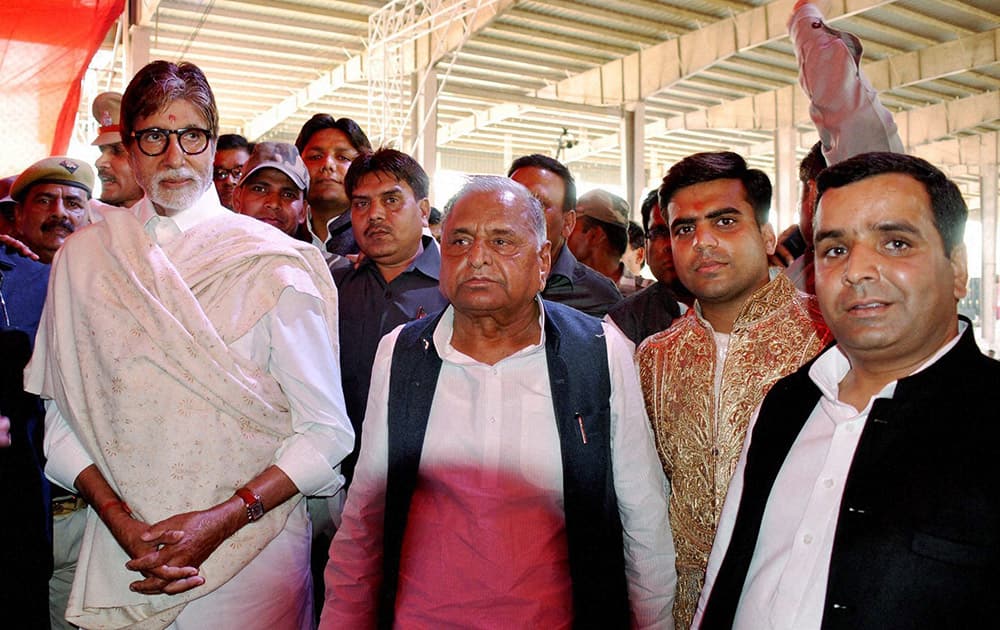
top-left (1, 1), bottom-right (997, 628)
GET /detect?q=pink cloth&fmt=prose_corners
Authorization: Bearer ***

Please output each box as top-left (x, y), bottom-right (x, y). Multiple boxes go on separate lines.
top-left (395, 466), bottom-right (573, 629)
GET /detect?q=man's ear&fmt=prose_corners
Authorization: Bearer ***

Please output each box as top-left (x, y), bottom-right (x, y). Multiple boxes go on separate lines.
top-left (419, 198), bottom-right (430, 226)
top-left (538, 240), bottom-right (552, 289)
top-left (760, 221), bottom-right (777, 256)
top-left (562, 208), bottom-right (576, 239)
top-left (231, 187), bottom-right (243, 214)
top-left (950, 242), bottom-right (969, 301)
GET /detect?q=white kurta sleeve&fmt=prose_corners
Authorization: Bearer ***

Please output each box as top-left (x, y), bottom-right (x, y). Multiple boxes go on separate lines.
top-left (604, 322), bottom-right (678, 629)
top-left (42, 400), bottom-right (93, 492)
top-left (319, 326), bottom-right (402, 629)
top-left (267, 287), bottom-right (355, 497)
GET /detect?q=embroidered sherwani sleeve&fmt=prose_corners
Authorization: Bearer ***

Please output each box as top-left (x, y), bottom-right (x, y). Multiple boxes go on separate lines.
top-left (605, 323), bottom-right (677, 629)
top-left (691, 405), bottom-right (760, 629)
top-left (267, 287), bottom-right (355, 497)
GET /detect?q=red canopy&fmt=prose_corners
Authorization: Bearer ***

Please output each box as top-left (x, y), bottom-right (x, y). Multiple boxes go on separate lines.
top-left (0, 0), bottom-right (123, 173)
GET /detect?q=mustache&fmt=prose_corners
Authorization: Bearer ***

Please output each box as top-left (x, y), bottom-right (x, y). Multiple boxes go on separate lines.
top-left (152, 168), bottom-right (198, 185)
top-left (695, 254), bottom-right (726, 266)
top-left (41, 217), bottom-right (75, 234)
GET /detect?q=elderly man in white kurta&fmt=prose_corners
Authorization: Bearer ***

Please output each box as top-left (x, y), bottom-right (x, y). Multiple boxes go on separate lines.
top-left (25, 60), bottom-right (354, 629)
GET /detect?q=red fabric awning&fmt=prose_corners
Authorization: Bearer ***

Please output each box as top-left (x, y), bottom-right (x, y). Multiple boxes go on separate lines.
top-left (0, 0), bottom-right (124, 174)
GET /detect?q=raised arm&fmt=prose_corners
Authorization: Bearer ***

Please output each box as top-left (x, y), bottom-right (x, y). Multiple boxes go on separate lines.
top-left (790, 0), bottom-right (904, 165)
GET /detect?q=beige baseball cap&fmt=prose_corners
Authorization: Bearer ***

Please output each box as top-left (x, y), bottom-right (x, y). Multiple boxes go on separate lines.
top-left (576, 189), bottom-right (629, 228)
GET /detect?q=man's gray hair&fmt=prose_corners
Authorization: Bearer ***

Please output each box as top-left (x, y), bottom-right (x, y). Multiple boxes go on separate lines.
top-left (442, 175), bottom-right (546, 248)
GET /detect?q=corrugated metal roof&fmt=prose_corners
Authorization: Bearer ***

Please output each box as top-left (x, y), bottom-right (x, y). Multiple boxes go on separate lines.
top-left (82, 0), bottom-right (999, 202)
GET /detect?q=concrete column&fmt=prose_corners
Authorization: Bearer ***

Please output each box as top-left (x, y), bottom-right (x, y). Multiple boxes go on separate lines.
top-left (981, 134), bottom-right (998, 350)
top-left (410, 68), bottom-right (438, 187)
top-left (621, 103), bottom-right (645, 220)
top-left (127, 26), bottom-right (151, 78)
top-left (774, 87), bottom-right (798, 232)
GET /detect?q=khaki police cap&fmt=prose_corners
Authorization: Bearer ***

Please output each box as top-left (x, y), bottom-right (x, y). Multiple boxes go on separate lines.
top-left (11, 157), bottom-right (95, 202)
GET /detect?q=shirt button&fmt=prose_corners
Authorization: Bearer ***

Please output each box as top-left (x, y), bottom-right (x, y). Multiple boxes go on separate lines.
top-left (845, 422), bottom-right (856, 433)
top-left (823, 478), bottom-right (834, 489)
top-left (489, 416), bottom-right (496, 424)
top-left (803, 533), bottom-right (813, 544)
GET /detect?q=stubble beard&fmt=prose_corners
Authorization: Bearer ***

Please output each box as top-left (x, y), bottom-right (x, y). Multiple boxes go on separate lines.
top-left (146, 166), bottom-right (212, 216)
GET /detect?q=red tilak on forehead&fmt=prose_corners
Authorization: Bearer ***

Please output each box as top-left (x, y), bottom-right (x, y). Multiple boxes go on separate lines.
top-left (168, 114), bottom-right (176, 123)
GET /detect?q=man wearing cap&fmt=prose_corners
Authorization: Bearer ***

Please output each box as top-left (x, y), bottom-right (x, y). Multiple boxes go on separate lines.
top-left (568, 189), bottom-right (631, 287)
top-left (9, 156), bottom-right (94, 265)
top-left (7, 157), bottom-right (95, 627)
top-left (91, 92), bottom-right (143, 209)
top-left (233, 142), bottom-right (309, 239)
top-left (25, 60), bottom-right (354, 628)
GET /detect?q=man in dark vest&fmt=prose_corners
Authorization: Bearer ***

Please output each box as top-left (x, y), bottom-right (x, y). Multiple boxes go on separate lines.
top-left (696, 152), bottom-right (999, 629)
top-left (321, 175), bottom-right (676, 629)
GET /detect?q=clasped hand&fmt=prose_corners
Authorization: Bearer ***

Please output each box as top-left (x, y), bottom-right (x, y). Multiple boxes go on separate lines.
top-left (115, 506), bottom-right (239, 595)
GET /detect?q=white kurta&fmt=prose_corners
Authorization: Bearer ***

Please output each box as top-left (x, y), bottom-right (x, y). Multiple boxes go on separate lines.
top-left (28, 189), bottom-right (354, 629)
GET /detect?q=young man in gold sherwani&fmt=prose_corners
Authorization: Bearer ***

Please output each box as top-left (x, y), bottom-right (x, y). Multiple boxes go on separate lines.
top-left (636, 151), bottom-right (831, 628)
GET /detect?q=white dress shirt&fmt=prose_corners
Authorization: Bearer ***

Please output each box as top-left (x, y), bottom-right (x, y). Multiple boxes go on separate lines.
top-left (694, 323), bottom-right (966, 629)
top-left (43, 188), bottom-right (352, 498)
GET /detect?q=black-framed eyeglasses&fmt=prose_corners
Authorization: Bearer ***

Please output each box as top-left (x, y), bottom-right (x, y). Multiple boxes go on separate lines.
top-left (213, 166), bottom-right (244, 182)
top-left (646, 226), bottom-right (671, 241)
top-left (132, 127), bottom-right (212, 157)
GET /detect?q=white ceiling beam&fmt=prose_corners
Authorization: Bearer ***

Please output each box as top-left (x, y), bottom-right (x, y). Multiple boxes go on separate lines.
top-left (535, 0), bottom-right (895, 107)
top-left (246, 0), bottom-right (520, 140)
top-left (133, 0), bottom-right (165, 27)
top-left (564, 26), bottom-right (999, 162)
top-left (439, 0), bottom-right (894, 148)
top-left (896, 91), bottom-right (1000, 148)
top-left (911, 132), bottom-right (999, 167)
top-left (567, 89), bottom-right (998, 163)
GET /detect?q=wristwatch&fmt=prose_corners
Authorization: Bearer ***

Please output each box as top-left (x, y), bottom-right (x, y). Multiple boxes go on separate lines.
top-left (235, 487), bottom-right (265, 522)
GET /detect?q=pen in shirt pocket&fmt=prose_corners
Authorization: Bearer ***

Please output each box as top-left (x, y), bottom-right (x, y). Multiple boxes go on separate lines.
top-left (575, 413), bottom-right (588, 444)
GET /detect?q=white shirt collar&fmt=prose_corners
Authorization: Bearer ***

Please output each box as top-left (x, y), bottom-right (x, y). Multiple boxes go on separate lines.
top-left (433, 298), bottom-right (547, 366)
top-left (135, 185), bottom-right (226, 234)
top-left (809, 319), bottom-right (968, 406)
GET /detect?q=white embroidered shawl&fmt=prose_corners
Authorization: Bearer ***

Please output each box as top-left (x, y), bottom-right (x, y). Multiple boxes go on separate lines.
top-left (26, 207), bottom-right (339, 628)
